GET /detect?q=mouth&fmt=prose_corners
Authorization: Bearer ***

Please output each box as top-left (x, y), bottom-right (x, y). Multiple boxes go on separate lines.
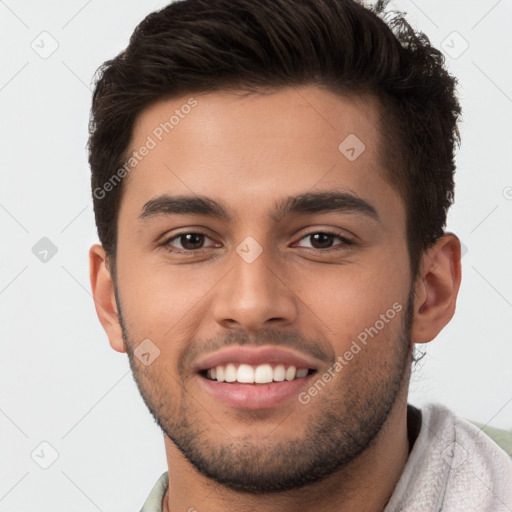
top-left (194, 346), bottom-right (322, 410)
top-left (199, 363), bottom-right (316, 384)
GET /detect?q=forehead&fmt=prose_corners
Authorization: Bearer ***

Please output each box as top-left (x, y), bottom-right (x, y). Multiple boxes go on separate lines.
top-left (120, 85), bottom-right (404, 226)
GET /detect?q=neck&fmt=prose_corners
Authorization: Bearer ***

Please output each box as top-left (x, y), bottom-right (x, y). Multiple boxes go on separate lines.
top-left (162, 393), bottom-right (410, 512)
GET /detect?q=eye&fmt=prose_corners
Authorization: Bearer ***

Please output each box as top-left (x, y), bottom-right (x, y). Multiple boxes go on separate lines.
top-left (161, 229), bottom-right (354, 254)
top-left (163, 232), bottom-right (219, 253)
top-left (295, 231), bottom-right (354, 250)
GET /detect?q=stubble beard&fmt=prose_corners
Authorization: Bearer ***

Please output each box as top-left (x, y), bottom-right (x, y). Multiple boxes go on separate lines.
top-left (119, 292), bottom-right (414, 494)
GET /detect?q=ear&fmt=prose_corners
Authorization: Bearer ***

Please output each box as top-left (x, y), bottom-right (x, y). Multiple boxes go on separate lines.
top-left (411, 233), bottom-right (462, 344)
top-left (89, 244), bottom-right (126, 353)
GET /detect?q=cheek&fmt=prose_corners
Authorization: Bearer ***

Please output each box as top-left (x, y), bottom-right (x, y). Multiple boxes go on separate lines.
top-left (116, 260), bottom-right (217, 343)
top-left (297, 257), bottom-right (408, 351)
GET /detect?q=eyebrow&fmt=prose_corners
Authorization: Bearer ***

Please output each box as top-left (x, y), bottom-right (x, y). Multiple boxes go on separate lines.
top-left (139, 191), bottom-right (379, 223)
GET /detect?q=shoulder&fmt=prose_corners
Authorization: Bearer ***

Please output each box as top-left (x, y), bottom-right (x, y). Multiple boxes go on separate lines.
top-left (421, 403), bottom-right (512, 511)
top-left (467, 420), bottom-right (512, 458)
top-left (385, 403), bottom-right (512, 512)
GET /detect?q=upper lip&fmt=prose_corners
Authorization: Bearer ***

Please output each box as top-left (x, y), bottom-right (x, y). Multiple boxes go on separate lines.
top-left (194, 346), bottom-right (322, 372)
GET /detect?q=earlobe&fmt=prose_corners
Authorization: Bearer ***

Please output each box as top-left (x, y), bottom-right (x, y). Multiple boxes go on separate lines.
top-left (89, 244), bottom-right (126, 353)
top-left (411, 233), bottom-right (462, 344)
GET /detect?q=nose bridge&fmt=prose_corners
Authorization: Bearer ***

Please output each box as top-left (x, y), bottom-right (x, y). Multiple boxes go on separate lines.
top-left (234, 240), bottom-right (276, 300)
top-left (212, 235), bottom-right (296, 330)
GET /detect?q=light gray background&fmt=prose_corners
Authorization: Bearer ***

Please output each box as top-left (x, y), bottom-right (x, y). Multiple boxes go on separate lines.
top-left (1, 0), bottom-right (511, 510)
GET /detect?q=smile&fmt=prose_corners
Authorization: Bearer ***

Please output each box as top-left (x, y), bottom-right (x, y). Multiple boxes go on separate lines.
top-left (202, 363), bottom-right (314, 383)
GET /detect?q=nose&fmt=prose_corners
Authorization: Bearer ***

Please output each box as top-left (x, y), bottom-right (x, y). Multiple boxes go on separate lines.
top-left (212, 243), bottom-right (298, 333)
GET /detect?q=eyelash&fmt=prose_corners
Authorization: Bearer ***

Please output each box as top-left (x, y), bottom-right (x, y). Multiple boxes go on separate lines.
top-left (161, 230), bottom-right (355, 254)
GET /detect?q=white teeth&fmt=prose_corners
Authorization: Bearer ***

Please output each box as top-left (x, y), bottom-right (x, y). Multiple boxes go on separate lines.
top-left (285, 366), bottom-right (297, 381)
top-left (273, 364), bottom-right (285, 382)
top-left (237, 364), bottom-right (254, 383)
top-left (254, 364), bottom-right (273, 383)
top-left (225, 363), bottom-right (237, 382)
top-left (205, 363), bottom-right (311, 383)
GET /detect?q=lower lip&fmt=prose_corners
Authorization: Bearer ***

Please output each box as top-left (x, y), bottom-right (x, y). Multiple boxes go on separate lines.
top-left (197, 373), bottom-right (316, 410)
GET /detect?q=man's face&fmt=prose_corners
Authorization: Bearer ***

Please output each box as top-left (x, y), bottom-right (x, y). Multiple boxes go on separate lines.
top-left (113, 86), bottom-right (414, 492)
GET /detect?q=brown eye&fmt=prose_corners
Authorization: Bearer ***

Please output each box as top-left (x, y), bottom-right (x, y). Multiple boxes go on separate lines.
top-left (163, 232), bottom-right (217, 252)
top-left (177, 233), bottom-right (205, 250)
top-left (309, 233), bottom-right (336, 249)
top-left (296, 231), bottom-right (354, 251)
